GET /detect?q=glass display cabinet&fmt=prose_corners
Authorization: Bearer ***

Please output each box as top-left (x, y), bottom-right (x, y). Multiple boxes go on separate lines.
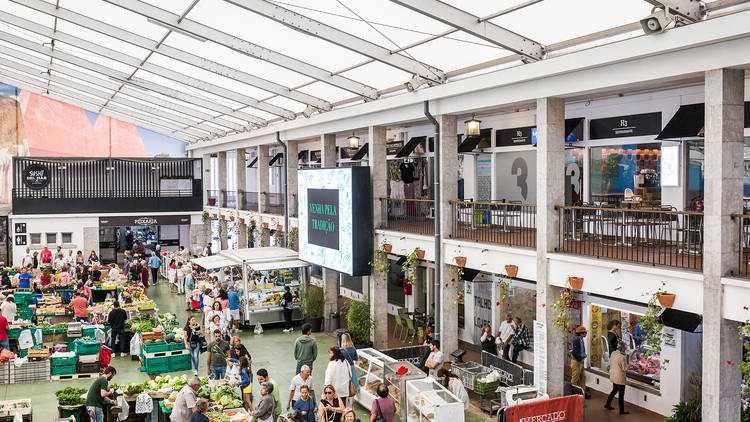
top-left (405, 377), bottom-right (465, 422)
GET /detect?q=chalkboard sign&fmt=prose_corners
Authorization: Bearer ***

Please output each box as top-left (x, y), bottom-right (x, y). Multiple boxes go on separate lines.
top-left (481, 351), bottom-right (525, 386)
top-left (22, 164), bottom-right (51, 189)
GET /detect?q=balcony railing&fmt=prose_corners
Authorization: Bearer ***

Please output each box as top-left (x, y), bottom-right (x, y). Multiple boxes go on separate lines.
top-left (206, 190), bottom-right (219, 206)
top-left (557, 205), bottom-right (703, 270)
top-left (451, 201), bottom-right (536, 248)
top-left (381, 198), bottom-right (434, 235)
top-left (733, 214), bottom-right (750, 277)
top-left (240, 191), bottom-right (259, 211)
top-left (221, 190), bottom-right (237, 209)
top-left (263, 192), bottom-right (286, 215)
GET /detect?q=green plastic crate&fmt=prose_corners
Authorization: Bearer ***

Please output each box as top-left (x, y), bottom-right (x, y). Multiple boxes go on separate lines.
top-left (51, 355), bottom-right (78, 366)
top-left (51, 365), bottom-right (77, 375)
top-left (74, 339), bottom-right (101, 355)
top-left (81, 328), bottom-right (96, 338)
top-left (7, 328), bottom-right (20, 339)
top-left (15, 292), bottom-right (33, 305)
top-left (142, 341), bottom-right (169, 354)
top-left (58, 406), bottom-right (83, 421)
top-left (166, 342), bottom-right (186, 352)
top-left (144, 356), bottom-right (170, 375)
top-left (168, 354), bottom-right (191, 372)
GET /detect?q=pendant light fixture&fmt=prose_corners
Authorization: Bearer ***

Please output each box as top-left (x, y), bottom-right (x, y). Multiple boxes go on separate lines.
top-left (464, 113), bottom-right (481, 136)
top-left (347, 132), bottom-right (360, 149)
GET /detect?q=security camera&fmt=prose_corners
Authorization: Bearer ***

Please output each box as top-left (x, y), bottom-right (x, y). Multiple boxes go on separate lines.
top-left (404, 75), bottom-right (427, 92)
top-left (640, 9), bottom-right (675, 34)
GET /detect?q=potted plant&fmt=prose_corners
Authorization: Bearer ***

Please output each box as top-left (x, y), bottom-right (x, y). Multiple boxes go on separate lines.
top-left (567, 276), bottom-right (584, 291)
top-left (239, 218), bottom-right (245, 224)
top-left (300, 284), bottom-right (325, 332)
top-left (230, 215), bottom-right (235, 222)
top-left (657, 292), bottom-right (676, 308)
top-left (371, 240), bottom-right (390, 278)
top-left (454, 256), bottom-right (467, 267)
top-left (345, 297), bottom-right (373, 348)
top-left (640, 282), bottom-right (671, 371)
top-left (202, 211), bottom-right (210, 223)
top-left (505, 265), bottom-right (518, 278)
top-left (551, 288), bottom-right (573, 335)
top-left (415, 248), bottom-right (425, 259)
top-left (402, 249), bottom-right (419, 285)
top-left (383, 243), bottom-right (392, 253)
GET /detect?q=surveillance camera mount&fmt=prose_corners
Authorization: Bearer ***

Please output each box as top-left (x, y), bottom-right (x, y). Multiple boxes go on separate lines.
top-left (643, 0), bottom-right (704, 23)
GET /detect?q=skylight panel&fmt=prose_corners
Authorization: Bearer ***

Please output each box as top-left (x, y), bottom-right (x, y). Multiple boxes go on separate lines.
top-left (62, 0), bottom-right (168, 41)
top-left (338, 61), bottom-right (411, 91)
top-left (52, 41), bottom-right (138, 74)
top-left (56, 20), bottom-right (151, 60)
top-left (296, 81), bottom-right (354, 104)
top-left (404, 35), bottom-right (509, 73)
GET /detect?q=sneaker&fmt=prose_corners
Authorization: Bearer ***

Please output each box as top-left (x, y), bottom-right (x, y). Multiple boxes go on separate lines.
top-left (194, 370), bottom-right (199, 376)
top-left (283, 328), bottom-right (291, 333)
top-left (120, 353), bottom-right (127, 357)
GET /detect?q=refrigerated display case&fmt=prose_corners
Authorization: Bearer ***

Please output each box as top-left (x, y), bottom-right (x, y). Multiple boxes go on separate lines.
top-left (384, 361), bottom-right (426, 421)
top-left (405, 377), bottom-right (465, 422)
top-left (353, 348), bottom-right (397, 410)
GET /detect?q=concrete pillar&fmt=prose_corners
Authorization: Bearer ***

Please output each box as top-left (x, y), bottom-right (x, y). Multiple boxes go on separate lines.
top-left (257, 145), bottom-right (269, 213)
top-left (321, 134), bottom-right (337, 168)
top-left (535, 97), bottom-right (566, 398)
top-left (202, 153), bottom-right (211, 206)
top-left (190, 223), bottom-right (207, 255)
top-left (286, 141), bottom-right (299, 216)
top-left (235, 148), bottom-right (246, 210)
top-left (217, 152), bottom-right (227, 207)
top-left (219, 218), bottom-right (228, 250)
top-left (437, 115), bottom-right (459, 354)
top-left (260, 226), bottom-right (270, 247)
top-left (702, 68), bottom-right (744, 422)
top-left (237, 222), bottom-right (248, 249)
top-left (368, 125), bottom-right (388, 348)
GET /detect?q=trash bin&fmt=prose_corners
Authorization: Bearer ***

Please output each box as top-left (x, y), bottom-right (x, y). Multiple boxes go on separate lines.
top-left (333, 328), bottom-right (351, 346)
top-left (327, 312), bottom-right (340, 332)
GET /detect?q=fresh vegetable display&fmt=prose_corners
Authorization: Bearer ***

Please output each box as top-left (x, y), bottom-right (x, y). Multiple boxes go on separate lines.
top-left (197, 385), bottom-right (211, 399)
top-left (156, 313), bottom-right (179, 331)
top-left (122, 382), bottom-right (147, 395)
top-left (209, 385), bottom-right (243, 409)
top-left (55, 387), bottom-right (87, 406)
top-left (205, 411), bottom-right (230, 422)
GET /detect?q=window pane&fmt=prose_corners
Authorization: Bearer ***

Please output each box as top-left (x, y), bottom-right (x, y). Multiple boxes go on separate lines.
top-left (46, 232), bottom-right (57, 245)
top-left (30, 233), bottom-right (41, 244)
top-left (589, 143), bottom-right (661, 206)
top-left (62, 232), bottom-right (73, 244)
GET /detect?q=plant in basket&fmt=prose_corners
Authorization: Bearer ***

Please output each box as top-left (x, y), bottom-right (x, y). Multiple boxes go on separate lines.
top-left (370, 240), bottom-right (390, 279)
top-left (402, 249), bottom-right (420, 285)
top-left (551, 288), bottom-right (573, 335)
top-left (640, 282), bottom-right (672, 372)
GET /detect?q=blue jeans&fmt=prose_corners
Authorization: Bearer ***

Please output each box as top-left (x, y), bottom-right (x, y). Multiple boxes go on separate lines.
top-left (87, 406), bottom-right (103, 422)
top-left (295, 362), bottom-right (313, 375)
top-left (189, 346), bottom-right (200, 371)
top-left (210, 365), bottom-right (226, 379)
top-left (0, 340), bottom-right (8, 351)
top-left (110, 328), bottom-right (125, 354)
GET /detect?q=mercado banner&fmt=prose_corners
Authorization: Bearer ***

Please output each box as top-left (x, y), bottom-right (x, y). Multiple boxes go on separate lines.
top-left (504, 395), bottom-right (583, 422)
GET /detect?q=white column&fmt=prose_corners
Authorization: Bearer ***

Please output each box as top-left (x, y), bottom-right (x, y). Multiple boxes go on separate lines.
top-left (702, 68), bottom-right (744, 422)
top-left (369, 125), bottom-right (388, 348)
top-left (437, 115), bottom-right (459, 354)
top-left (235, 148), bottom-right (246, 210)
top-left (535, 97), bottom-right (566, 398)
top-left (321, 133), bottom-right (337, 168)
top-left (217, 151), bottom-right (227, 207)
top-left (237, 222), bottom-right (248, 249)
top-left (202, 153), bottom-right (211, 206)
top-left (257, 145), bottom-right (269, 214)
top-left (286, 141), bottom-right (299, 217)
top-left (219, 218), bottom-right (228, 250)
top-left (320, 133), bottom-right (338, 329)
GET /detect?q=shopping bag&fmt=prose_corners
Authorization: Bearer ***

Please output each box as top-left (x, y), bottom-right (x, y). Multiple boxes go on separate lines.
top-left (100, 346), bottom-right (112, 368)
top-left (17, 330), bottom-right (33, 350)
top-left (94, 328), bottom-right (106, 344)
top-left (135, 391), bottom-right (153, 413)
top-left (254, 322), bottom-right (263, 335)
top-left (117, 394), bottom-right (130, 421)
top-left (130, 332), bottom-right (141, 356)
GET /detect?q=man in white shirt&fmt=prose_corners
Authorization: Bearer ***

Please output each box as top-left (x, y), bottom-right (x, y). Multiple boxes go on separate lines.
top-left (1, 296), bottom-right (16, 323)
top-left (424, 340), bottom-right (444, 378)
top-left (496, 313), bottom-right (517, 361)
top-left (286, 364), bottom-right (315, 410)
top-left (21, 248), bottom-right (33, 268)
top-left (108, 265), bottom-right (121, 283)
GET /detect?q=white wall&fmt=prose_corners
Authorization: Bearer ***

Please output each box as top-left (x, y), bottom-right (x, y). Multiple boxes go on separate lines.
top-left (10, 215), bottom-right (98, 266)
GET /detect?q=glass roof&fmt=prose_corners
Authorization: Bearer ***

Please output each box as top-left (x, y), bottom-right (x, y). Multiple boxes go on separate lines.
top-left (0, 0), bottom-right (730, 143)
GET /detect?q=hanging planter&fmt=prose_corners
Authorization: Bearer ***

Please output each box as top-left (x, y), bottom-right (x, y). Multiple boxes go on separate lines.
top-left (454, 256), bottom-right (467, 267)
top-left (239, 218), bottom-right (245, 224)
top-left (505, 265), bottom-right (518, 278)
top-left (415, 248), bottom-right (425, 259)
top-left (568, 276), bottom-right (584, 291)
top-left (262, 222), bottom-right (269, 228)
top-left (657, 293), bottom-right (676, 308)
top-left (212, 213), bottom-right (218, 218)
top-left (229, 216), bottom-right (235, 222)
top-left (220, 214), bottom-right (225, 220)
top-left (383, 243), bottom-right (392, 253)
top-left (277, 225), bottom-right (283, 231)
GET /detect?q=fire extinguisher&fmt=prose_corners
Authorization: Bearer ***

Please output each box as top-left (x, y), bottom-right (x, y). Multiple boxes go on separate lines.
top-left (402, 277), bottom-right (412, 295)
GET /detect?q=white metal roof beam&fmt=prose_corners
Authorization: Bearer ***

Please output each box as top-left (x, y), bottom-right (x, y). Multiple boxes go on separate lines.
top-left (0, 71), bottom-right (199, 140)
top-left (0, 56), bottom-right (224, 136)
top-left (391, 0), bottom-right (545, 61)
top-left (103, 0), bottom-right (379, 101)
top-left (223, 0), bottom-right (447, 83)
top-left (0, 12), bottom-right (279, 124)
top-left (0, 30), bottom-right (263, 128)
top-left (11, 0), bottom-right (333, 112)
top-left (643, 0), bottom-right (704, 21)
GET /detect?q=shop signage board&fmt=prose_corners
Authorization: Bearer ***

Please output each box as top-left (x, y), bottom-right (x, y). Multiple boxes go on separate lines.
top-left (496, 126), bottom-right (534, 147)
top-left (14, 234), bottom-right (26, 246)
top-left (98, 215), bottom-right (191, 226)
top-left (22, 164), bottom-right (51, 189)
top-left (14, 223), bottom-right (26, 234)
top-left (297, 167), bottom-right (372, 276)
top-left (534, 319), bottom-right (547, 395)
top-left (473, 282), bottom-right (493, 344)
top-left (476, 154), bottom-right (492, 202)
top-left (383, 345), bottom-right (429, 368)
top-left (386, 141), bottom-right (404, 156)
top-left (504, 395), bottom-right (583, 422)
top-left (589, 112), bottom-right (662, 139)
top-left (481, 351), bottom-right (525, 386)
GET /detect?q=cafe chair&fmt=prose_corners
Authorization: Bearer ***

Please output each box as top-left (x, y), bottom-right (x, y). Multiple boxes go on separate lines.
top-left (404, 317), bottom-right (416, 343)
top-left (393, 313), bottom-right (405, 340)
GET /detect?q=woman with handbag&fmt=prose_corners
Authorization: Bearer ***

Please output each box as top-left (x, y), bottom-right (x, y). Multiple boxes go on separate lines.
top-left (339, 333), bottom-right (359, 408)
top-left (318, 385), bottom-right (345, 422)
top-left (324, 347), bottom-right (351, 407)
top-left (369, 383), bottom-right (396, 422)
top-left (249, 382), bottom-right (276, 422)
top-left (184, 316), bottom-right (203, 373)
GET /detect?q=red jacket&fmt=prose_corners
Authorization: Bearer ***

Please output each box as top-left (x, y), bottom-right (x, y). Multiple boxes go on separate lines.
top-left (40, 249), bottom-right (52, 264)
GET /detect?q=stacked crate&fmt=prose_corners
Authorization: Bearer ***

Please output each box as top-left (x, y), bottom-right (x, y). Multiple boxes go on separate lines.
top-left (0, 363), bottom-right (10, 385)
top-left (50, 352), bottom-right (78, 376)
top-left (74, 339), bottom-right (101, 374)
top-left (141, 341), bottom-right (189, 374)
top-left (14, 293), bottom-right (34, 322)
top-left (9, 360), bottom-right (50, 384)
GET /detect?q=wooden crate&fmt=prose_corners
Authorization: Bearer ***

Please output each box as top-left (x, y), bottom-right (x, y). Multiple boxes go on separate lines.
top-left (141, 331), bottom-right (164, 342)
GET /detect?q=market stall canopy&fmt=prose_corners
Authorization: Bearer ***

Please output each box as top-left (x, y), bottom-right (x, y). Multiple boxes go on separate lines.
top-left (192, 255), bottom-right (240, 270)
top-left (247, 259), bottom-right (310, 272)
top-left (222, 246), bottom-right (299, 264)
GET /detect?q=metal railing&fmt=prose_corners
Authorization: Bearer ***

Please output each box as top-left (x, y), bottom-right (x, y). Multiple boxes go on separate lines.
top-left (381, 198), bottom-right (434, 235)
top-left (263, 192), bottom-right (286, 215)
top-left (451, 201), bottom-right (536, 248)
top-left (206, 190), bottom-right (219, 206)
top-left (240, 191), bottom-right (259, 211)
top-left (557, 205), bottom-right (703, 270)
top-left (733, 214), bottom-right (750, 277)
top-left (221, 190), bottom-right (237, 209)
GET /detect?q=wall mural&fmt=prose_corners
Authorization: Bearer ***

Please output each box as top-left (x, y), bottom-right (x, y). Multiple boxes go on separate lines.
top-left (0, 82), bottom-right (186, 208)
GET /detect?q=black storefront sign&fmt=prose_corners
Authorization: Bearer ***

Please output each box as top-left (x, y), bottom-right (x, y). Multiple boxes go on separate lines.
top-left (22, 164), bottom-right (51, 189)
top-left (386, 141), bottom-right (404, 155)
top-left (590, 112), bottom-right (662, 140)
top-left (383, 345), bottom-right (430, 371)
top-left (15, 234), bottom-right (27, 246)
top-left (481, 351), bottom-right (525, 386)
top-left (14, 223), bottom-right (26, 234)
top-left (99, 215), bottom-right (191, 226)
top-left (307, 188), bottom-right (339, 250)
top-left (496, 126), bottom-right (534, 147)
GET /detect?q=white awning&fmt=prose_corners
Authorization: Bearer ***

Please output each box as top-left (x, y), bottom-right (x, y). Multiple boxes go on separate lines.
top-left (192, 255), bottom-right (240, 270)
top-left (247, 259), bottom-right (310, 272)
top-left (221, 247), bottom-right (298, 263)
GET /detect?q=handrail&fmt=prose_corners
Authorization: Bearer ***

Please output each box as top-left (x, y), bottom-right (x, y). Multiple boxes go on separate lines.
top-left (450, 200), bottom-right (536, 207)
top-left (381, 197), bottom-right (434, 203)
top-left (555, 205), bottom-right (704, 216)
top-left (730, 213), bottom-right (750, 218)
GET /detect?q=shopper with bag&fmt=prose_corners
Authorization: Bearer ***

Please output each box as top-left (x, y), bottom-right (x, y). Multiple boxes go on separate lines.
top-left (184, 316), bottom-right (203, 373)
top-left (206, 329), bottom-right (229, 380)
top-left (249, 382), bottom-right (276, 422)
top-left (324, 347), bottom-right (351, 407)
top-left (369, 383), bottom-right (396, 422)
top-left (318, 384), bottom-right (345, 422)
top-left (339, 333), bottom-right (359, 408)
